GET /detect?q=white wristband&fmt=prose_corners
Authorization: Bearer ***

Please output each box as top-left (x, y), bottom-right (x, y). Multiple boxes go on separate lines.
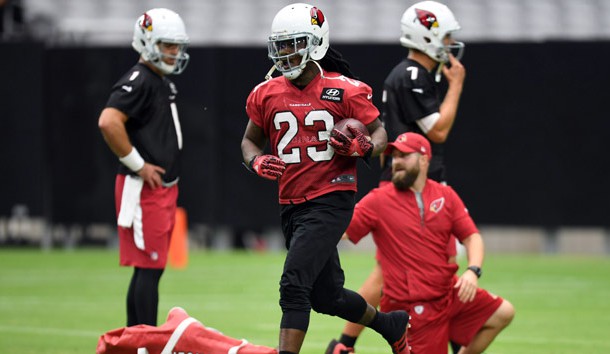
top-left (119, 147), bottom-right (145, 172)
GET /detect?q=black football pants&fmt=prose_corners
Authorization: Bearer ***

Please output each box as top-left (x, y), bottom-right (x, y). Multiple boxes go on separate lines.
top-left (279, 191), bottom-right (367, 331)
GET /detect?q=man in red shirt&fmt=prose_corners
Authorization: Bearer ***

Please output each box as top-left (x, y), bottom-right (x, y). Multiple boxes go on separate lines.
top-left (241, 4), bottom-right (410, 354)
top-left (342, 132), bottom-right (514, 354)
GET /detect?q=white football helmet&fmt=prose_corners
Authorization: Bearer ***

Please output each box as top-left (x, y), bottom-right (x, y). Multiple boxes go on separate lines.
top-left (132, 8), bottom-right (190, 75)
top-left (400, 1), bottom-right (464, 63)
top-left (268, 3), bottom-right (330, 80)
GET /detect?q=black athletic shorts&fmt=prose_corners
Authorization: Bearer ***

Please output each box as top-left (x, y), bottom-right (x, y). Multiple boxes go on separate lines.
top-left (278, 191), bottom-right (355, 312)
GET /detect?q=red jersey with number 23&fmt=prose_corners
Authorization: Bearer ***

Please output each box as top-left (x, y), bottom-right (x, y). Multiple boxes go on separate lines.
top-left (246, 70), bottom-right (379, 204)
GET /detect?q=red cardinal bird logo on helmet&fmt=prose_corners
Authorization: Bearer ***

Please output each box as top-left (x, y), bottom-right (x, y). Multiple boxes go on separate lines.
top-left (310, 7), bottom-right (325, 28)
top-left (141, 12), bottom-right (153, 31)
top-left (415, 8), bottom-right (439, 30)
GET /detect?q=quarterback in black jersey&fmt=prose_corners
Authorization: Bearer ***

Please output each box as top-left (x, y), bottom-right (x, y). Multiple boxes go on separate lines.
top-left (98, 8), bottom-right (190, 327)
top-left (381, 54), bottom-right (464, 182)
top-left (380, 3), bottom-right (465, 183)
top-left (327, 2), bottom-right (467, 354)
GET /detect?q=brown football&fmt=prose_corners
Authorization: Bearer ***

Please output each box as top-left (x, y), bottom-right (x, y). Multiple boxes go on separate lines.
top-left (331, 118), bottom-right (369, 138)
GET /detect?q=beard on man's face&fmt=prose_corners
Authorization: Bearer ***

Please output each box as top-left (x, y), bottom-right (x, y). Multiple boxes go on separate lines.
top-left (392, 166), bottom-right (419, 190)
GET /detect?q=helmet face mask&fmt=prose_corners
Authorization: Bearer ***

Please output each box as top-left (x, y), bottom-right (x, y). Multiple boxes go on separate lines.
top-left (132, 8), bottom-right (190, 75)
top-left (400, 1), bottom-right (464, 63)
top-left (268, 33), bottom-right (318, 80)
top-left (445, 40), bottom-right (465, 61)
top-left (268, 3), bottom-right (329, 80)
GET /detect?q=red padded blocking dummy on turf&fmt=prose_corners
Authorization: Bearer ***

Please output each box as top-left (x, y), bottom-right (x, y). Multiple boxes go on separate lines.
top-left (96, 307), bottom-right (278, 354)
top-left (168, 207), bottom-right (188, 269)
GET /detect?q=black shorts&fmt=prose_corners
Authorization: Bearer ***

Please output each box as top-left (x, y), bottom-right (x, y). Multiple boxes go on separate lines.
top-left (278, 191), bottom-right (355, 312)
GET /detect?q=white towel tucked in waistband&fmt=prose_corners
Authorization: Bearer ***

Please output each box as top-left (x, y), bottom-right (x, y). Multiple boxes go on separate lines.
top-left (117, 175), bottom-right (144, 228)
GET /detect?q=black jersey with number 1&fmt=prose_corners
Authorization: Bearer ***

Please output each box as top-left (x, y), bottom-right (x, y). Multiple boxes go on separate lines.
top-left (106, 63), bottom-right (183, 183)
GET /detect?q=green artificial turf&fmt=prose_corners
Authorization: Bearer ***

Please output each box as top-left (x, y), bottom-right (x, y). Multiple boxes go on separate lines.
top-left (0, 248), bottom-right (609, 353)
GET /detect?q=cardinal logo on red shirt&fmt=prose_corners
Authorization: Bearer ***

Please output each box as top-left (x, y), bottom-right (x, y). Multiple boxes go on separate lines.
top-left (415, 8), bottom-right (439, 30)
top-left (429, 197), bottom-right (445, 213)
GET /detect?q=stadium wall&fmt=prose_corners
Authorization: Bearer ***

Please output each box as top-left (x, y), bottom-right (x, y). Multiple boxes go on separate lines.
top-left (1, 41), bottom-right (609, 247)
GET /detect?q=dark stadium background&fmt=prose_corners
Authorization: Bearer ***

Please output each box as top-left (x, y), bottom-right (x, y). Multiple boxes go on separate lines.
top-left (1, 41), bottom-right (609, 238)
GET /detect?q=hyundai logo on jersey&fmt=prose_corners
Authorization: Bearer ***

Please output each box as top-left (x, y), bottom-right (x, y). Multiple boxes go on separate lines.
top-left (320, 88), bottom-right (344, 102)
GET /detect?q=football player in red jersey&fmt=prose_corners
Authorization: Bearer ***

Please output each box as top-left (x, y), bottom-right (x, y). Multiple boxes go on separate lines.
top-left (98, 8), bottom-right (189, 326)
top-left (241, 3), bottom-right (410, 354)
top-left (338, 133), bottom-right (514, 354)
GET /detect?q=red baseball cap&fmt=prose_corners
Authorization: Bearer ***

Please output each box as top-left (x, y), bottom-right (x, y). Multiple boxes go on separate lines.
top-left (384, 132), bottom-right (432, 159)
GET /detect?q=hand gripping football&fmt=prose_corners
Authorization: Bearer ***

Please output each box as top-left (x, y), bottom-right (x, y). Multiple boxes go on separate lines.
top-left (331, 118), bottom-right (369, 139)
top-left (329, 118), bottom-right (373, 158)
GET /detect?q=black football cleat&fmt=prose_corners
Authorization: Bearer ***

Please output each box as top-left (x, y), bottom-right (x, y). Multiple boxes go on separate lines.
top-left (388, 311), bottom-right (411, 354)
top-left (325, 339), bottom-right (355, 354)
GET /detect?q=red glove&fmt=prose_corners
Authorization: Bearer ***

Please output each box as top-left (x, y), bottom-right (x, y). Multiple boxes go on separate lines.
top-left (249, 155), bottom-right (286, 180)
top-left (329, 125), bottom-right (373, 158)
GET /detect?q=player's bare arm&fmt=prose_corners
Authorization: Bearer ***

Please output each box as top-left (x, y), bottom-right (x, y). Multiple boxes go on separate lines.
top-left (241, 120), bottom-right (268, 164)
top-left (427, 54), bottom-right (465, 143)
top-left (98, 107), bottom-right (132, 157)
top-left (455, 232), bottom-right (484, 303)
top-left (366, 118), bottom-right (388, 157)
top-left (241, 120), bottom-right (285, 180)
top-left (98, 107), bottom-right (166, 189)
